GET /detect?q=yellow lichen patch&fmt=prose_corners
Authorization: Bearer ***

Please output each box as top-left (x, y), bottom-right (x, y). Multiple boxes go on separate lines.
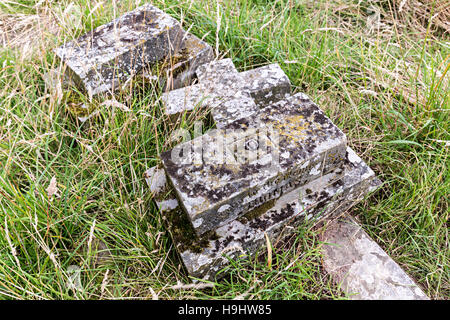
top-left (273, 115), bottom-right (313, 144)
top-left (223, 163), bottom-right (241, 174)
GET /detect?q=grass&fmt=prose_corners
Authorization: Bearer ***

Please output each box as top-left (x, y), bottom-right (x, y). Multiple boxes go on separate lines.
top-left (0, 0), bottom-right (448, 299)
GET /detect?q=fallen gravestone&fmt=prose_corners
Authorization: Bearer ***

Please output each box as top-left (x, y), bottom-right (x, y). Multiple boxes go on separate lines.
top-left (162, 58), bottom-right (291, 128)
top-left (151, 54), bottom-right (428, 298)
top-left (54, 4), bottom-right (429, 299)
top-left (147, 147), bottom-right (380, 280)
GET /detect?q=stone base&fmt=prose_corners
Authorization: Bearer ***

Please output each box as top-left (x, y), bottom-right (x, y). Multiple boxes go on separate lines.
top-left (161, 92), bottom-right (348, 237)
top-left (146, 148), bottom-right (380, 280)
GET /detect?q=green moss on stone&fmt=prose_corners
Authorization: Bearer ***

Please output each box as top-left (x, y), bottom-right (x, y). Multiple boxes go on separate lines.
top-left (238, 199), bottom-right (276, 224)
top-left (161, 189), bottom-right (216, 254)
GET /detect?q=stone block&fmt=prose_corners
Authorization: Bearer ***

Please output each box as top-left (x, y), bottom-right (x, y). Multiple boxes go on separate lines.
top-left (161, 93), bottom-right (347, 236)
top-left (54, 4), bottom-right (185, 98)
top-left (162, 58), bottom-right (258, 127)
top-left (240, 64), bottom-right (291, 108)
top-left (195, 58), bottom-right (238, 82)
top-left (147, 147), bottom-right (380, 280)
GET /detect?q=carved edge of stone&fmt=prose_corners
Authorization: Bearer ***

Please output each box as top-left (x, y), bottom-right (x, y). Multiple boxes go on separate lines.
top-left (321, 216), bottom-right (429, 300)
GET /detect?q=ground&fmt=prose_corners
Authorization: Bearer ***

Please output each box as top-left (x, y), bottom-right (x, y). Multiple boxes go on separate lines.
top-left (0, 0), bottom-right (448, 299)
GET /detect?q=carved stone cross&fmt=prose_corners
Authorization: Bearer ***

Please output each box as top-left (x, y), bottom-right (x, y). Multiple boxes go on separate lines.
top-left (148, 59), bottom-right (380, 281)
top-left (162, 58), bottom-right (291, 129)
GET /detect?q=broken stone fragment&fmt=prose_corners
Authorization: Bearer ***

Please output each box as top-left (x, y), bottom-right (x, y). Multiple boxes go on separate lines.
top-left (322, 217), bottom-right (429, 300)
top-left (148, 147), bottom-right (380, 281)
top-left (48, 32), bottom-right (213, 120)
top-left (177, 58), bottom-right (260, 128)
top-left (54, 4), bottom-right (185, 98)
top-left (161, 92), bottom-right (347, 236)
top-left (49, 34), bottom-right (213, 94)
top-left (195, 57), bottom-right (238, 82)
top-left (161, 58), bottom-right (291, 128)
top-left (144, 166), bottom-right (167, 195)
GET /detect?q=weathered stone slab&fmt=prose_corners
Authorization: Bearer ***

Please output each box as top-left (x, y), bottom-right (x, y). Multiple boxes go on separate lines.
top-left (147, 147), bottom-right (380, 280)
top-left (161, 93), bottom-right (347, 236)
top-left (321, 217), bottom-right (429, 300)
top-left (195, 59), bottom-right (260, 127)
top-left (54, 4), bottom-right (185, 98)
top-left (195, 57), bottom-right (238, 82)
top-left (161, 59), bottom-right (291, 128)
top-left (47, 32), bottom-right (213, 120)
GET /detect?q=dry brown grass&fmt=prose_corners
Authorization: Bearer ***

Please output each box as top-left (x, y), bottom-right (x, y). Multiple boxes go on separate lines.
top-left (333, 0), bottom-right (447, 108)
top-left (393, 0), bottom-right (450, 35)
top-left (0, 8), bottom-right (60, 56)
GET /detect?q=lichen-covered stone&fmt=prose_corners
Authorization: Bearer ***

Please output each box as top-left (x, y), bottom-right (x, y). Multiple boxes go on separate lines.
top-left (48, 32), bottom-right (213, 119)
top-left (161, 59), bottom-right (291, 128)
top-left (163, 58), bottom-right (258, 128)
top-left (149, 147), bottom-right (380, 280)
top-left (322, 217), bottom-right (429, 300)
top-left (54, 4), bottom-right (185, 98)
top-left (240, 64), bottom-right (291, 108)
top-left (195, 58), bottom-right (238, 82)
top-left (161, 93), bottom-right (347, 236)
